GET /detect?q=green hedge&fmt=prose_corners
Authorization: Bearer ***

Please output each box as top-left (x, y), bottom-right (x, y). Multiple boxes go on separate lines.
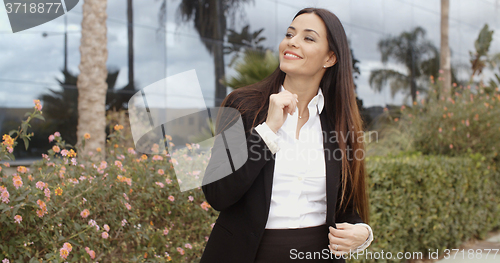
top-left (351, 151), bottom-right (500, 263)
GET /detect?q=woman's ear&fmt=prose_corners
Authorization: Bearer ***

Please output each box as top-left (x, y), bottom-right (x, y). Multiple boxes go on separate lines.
top-left (327, 51), bottom-right (337, 67)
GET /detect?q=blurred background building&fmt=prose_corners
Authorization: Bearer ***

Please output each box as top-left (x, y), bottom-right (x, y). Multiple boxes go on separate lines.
top-left (0, 0), bottom-right (499, 161)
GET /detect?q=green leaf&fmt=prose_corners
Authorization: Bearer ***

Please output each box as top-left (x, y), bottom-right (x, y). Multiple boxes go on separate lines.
top-left (22, 137), bottom-right (29, 150)
top-left (33, 114), bottom-right (45, 121)
top-left (8, 129), bottom-right (17, 136)
top-left (24, 112), bottom-right (32, 117)
top-left (21, 123), bottom-right (28, 134)
top-left (12, 204), bottom-right (21, 216)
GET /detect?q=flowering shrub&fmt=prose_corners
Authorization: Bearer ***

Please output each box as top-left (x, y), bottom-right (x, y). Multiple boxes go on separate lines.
top-left (369, 74), bottom-right (500, 161)
top-left (0, 102), bottom-right (218, 262)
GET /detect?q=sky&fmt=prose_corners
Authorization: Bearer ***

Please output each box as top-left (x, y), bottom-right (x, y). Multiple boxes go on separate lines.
top-left (0, 0), bottom-right (499, 109)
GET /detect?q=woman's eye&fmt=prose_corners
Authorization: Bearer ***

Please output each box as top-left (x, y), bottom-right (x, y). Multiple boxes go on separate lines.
top-left (285, 33), bottom-right (314, 42)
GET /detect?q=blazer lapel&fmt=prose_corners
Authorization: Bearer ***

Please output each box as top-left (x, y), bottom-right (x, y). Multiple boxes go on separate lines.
top-left (320, 110), bottom-right (340, 227)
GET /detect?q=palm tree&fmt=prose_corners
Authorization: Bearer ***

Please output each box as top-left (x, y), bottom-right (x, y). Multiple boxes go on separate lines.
top-left (224, 24), bottom-right (266, 67)
top-left (126, 0), bottom-right (135, 98)
top-left (440, 0), bottom-right (451, 97)
top-left (158, 0), bottom-right (253, 106)
top-left (40, 68), bottom-right (120, 147)
top-left (76, 0), bottom-right (109, 159)
top-left (369, 27), bottom-right (438, 103)
top-left (469, 24), bottom-right (494, 85)
top-left (223, 49), bottom-right (278, 89)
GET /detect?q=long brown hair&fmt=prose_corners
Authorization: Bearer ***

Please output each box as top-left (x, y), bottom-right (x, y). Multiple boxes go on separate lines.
top-left (219, 7), bottom-right (369, 224)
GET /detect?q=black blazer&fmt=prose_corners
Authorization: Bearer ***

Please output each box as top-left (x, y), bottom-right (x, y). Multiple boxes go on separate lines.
top-left (200, 95), bottom-right (364, 263)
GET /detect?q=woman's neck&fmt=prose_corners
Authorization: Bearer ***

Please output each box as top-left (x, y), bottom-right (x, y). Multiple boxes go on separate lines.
top-left (282, 75), bottom-right (321, 116)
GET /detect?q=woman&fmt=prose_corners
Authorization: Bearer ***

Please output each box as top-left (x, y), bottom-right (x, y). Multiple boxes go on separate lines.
top-left (200, 7), bottom-right (373, 263)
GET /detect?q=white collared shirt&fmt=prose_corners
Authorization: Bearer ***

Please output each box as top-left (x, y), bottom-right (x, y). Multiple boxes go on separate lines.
top-left (254, 85), bottom-right (373, 251)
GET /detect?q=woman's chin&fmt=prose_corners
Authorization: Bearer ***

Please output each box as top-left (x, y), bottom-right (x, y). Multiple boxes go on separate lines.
top-left (279, 64), bottom-right (298, 75)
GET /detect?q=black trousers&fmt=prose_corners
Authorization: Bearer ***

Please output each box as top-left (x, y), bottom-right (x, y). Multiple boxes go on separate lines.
top-left (254, 224), bottom-right (345, 262)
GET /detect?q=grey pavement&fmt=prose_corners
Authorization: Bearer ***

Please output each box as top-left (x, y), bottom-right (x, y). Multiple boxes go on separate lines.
top-left (434, 230), bottom-right (500, 263)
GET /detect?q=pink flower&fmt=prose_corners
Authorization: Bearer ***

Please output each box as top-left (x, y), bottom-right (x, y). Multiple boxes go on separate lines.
top-left (188, 196), bottom-right (194, 202)
top-left (125, 202), bottom-right (132, 210)
top-left (121, 219), bottom-right (127, 226)
top-left (2, 189), bottom-right (10, 203)
top-left (54, 132), bottom-right (61, 137)
top-left (165, 178), bottom-right (172, 184)
top-left (42, 153), bottom-right (49, 160)
top-left (59, 247), bottom-right (69, 259)
top-left (114, 160), bottom-right (122, 168)
top-left (85, 247), bottom-right (96, 259)
top-left (44, 188), bottom-right (50, 198)
top-left (48, 135), bottom-right (55, 142)
top-left (12, 176), bottom-right (23, 189)
top-left (71, 158), bottom-right (77, 166)
top-left (104, 224), bottom-right (110, 232)
top-left (61, 149), bottom-right (69, 156)
top-left (157, 169), bottom-right (164, 175)
top-left (127, 148), bottom-right (136, 155)
top-left (88, 250), bottom-right (95, 259)
top-left (163, 227), bottom-right (169, 235)
top-left (185, 243), bottom-right (193, 249)
top-left (14, 215), bottom-right (22, 224)
top-left (80, 209), bottom-right (90, 218)
top-left (176, 247), bottom-right (185, 255)
top-left (99, 161), bottom-right (107, 170)
top-left (7, 147), bottom-right (13, 153)
top-left (102, 232), bottom-right (109, 239)
top-left (168, 195), bottom-right (175, 202)
top-left (201, 201), bottom-right (211, 211)
top-left (155, 182), bottom-right (165, 188)
top-left (63, 242), bottom-right (72, 252)
top-left (88, 219), bottom-right (96, 227)
top-left (152, 155), bottom-right (163, 161)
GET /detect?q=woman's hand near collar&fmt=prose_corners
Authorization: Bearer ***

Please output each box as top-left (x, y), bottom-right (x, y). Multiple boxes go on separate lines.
top-left (266, 90), bottom-right (298, 133)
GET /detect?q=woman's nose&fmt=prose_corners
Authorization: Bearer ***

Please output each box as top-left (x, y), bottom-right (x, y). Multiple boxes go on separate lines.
top-left (287, 36), bottom-right (298, 48)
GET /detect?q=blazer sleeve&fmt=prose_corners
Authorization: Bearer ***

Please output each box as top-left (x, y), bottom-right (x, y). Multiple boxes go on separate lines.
top-left (335, 179), bottom-right (364, 224)
top-left (201, 96), bottom-right (273, 211)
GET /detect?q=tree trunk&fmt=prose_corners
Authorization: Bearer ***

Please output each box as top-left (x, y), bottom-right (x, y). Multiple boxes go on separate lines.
top-left (440, 0), bottom-right (451, 97)
top-left (213, 0), bottom-right (226, 107)
top-left (76, 0), bottom-right (108, 160)
top-left (127, 0), bottom-right (134, 88)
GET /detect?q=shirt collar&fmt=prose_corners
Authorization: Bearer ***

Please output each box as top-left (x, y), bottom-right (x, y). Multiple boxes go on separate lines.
top-left (280, 85), bottom-right (324, 114)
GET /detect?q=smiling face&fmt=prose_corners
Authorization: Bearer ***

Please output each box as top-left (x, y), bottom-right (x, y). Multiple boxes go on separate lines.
top-left (279, 13), bottom-right (336, 77)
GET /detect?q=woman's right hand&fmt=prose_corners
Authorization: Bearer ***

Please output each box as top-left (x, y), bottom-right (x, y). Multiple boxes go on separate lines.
top-left (265, 90), bottom-right (298, 133)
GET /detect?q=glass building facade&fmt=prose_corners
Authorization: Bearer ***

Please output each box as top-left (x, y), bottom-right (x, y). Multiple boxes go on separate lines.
top-left (0, 0), bottom-right (499, 159)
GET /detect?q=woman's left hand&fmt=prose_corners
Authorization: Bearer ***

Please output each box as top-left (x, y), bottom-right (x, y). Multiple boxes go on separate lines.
top-left (327, 223), bottom-right (369, 256)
